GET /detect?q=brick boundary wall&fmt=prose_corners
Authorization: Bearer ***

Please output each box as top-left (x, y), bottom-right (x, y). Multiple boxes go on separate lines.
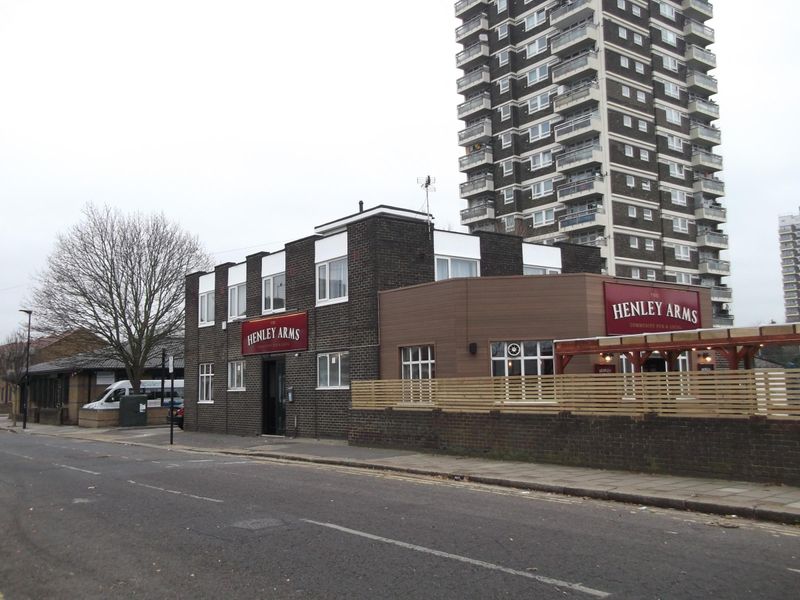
top-left (349, 410), bottom-right (800, 486)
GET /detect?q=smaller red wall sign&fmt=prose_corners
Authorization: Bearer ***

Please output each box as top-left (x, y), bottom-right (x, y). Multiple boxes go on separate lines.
top-left (241, 312), bottom-right (308, 355)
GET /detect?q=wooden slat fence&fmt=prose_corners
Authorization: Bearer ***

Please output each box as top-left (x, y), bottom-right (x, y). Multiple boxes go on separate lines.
top-left (352, 369), bottom-right (800, 420)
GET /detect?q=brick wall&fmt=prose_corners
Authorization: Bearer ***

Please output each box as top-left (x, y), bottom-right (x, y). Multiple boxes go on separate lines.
top-left (349, 410), bottom-right (800, 485)
top-left (477, 231), bottom-right (523, 276)
top-left (554, 242), bottom-right (603, 274)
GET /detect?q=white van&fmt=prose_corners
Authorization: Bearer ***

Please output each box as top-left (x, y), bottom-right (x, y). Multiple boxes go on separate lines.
top-left (82, 379), bottom-right (185, 410)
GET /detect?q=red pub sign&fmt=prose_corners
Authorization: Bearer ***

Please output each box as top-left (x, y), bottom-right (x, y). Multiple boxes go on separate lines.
top-left (604, 282), bottom-right (702, 335)
top-left (241, 311), bottom-right (308, 355)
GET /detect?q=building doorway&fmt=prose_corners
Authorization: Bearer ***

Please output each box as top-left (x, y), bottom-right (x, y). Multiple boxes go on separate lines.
top-left (262, 359), bottom-right (286, 435)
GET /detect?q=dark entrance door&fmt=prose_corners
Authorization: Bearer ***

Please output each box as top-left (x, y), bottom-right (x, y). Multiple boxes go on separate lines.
top-left (262, 359), bottom-right (286, 435)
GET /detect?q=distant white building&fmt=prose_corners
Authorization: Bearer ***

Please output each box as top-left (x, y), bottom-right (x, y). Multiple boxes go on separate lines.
top-left (779, 211), bottom-right (800, 322)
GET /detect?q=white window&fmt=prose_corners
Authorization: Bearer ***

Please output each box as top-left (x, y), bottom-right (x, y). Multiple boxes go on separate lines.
top-left (675, 244), bottom-right (691, 261)
top-left (645, 239), bottom-right (656, 251)
top-left (632, 4), bottom-right (641, 16)
top-left (501, 132), bottom-right (512, 148)
top-left (617, 0), bottom-right (626, 8)
top-left (634, 33), bottom-right (644, 45)
top-left (199, 291), bottom-right (214, 326)
top-left (525, 10), bottom-right (546, 30)
top-left (646, 269), bottom-right (657, 281)
top-left (317, 256), bottom-right (348, 304)
top-left (498, 49), bottom-right (510, 65)
top-left (436, 256), bottom-right (479, 280)
top-left (262, 273), bottom-right (286, 313)
top-left (503, 215), bottom-right (516, 231)
top-left (228, 283), bottom-right (247, 320)
top-left (662, 29), bottom-right (678, 46)
top-left (640, 149), bottom-right (650, 161)
top-left (667, 134), bottom-right (683, 151)
top-left (227, 360), bottom-right (245, 391)
top-left (670, 188), bottom-right (688, 205)
top-left (675, 271), bottom-right (693, 284)
top-left (664, 81), bottom-right (681, 98)
top-left (498, 23), bottom-right (509, 40)
top-left (526, 35), bottom-right (548, 58)
top-left (626, 175), bottom-right (635, 188)
top-left (665, 107), bottom-right (683, 124)
top-left (317, 352), bottom-right (350, 389)
top-left (500, 105), bottom-right (512, 121)
top-left (532, 207), bottom-right (555, 227)
top-left (491, 340), bottom-right (554, 377)
top-left (643, 208), bottom-right (653, 221)
top-left (663, 55), bottom-right (679, 71)
top-left (503, 188), bottom-right (515, 204)
top-left (499, 77), bottom-right (510, 93)
top-left (668, 161), bottom-right (685, 177)
top-left (642, 180), bottom-right (652, 190)
top-left (531, 178), bottom-right (555, 198)
top-left (631, 267), bottom-right (641, 279)
top-left (673, 216), bottom-right (689, 233)
top-left (622, 85), bottom-right (631, 98)
top-left (528, 91), bottom-right (551, 112)
top-left (502, 160), bottom-right (514, 176)
top-left (199, 363), bottom-right (213, 403)
top-left (624, 144), bottom-right (634, 157)
top-left (530, 150), bottom-right (552, 170)
top-left (636, 90), bottom-right (646, 102)
top-left (659, 2), bottom-right (677, 19)
top-left (401, 346), bottom-right (435, 380)
top-left (527, 64), bottom-right (549, 86)
top-left (635, 62), bottom-right (645, 74)
top-left (497, 0), bottom-right (507, 11)
top-left (528, 121), bottom-right (551, 142)
top-left (638, 120), bottom-right (648, 132)
top-left (628, 205), bottom-right (637, 218)
top-left (619, 27), bottom-right (627, 39)
top-left (623, 115), bottom-right (633, 127)
top-left (620, 56), bottom-right (630, 68)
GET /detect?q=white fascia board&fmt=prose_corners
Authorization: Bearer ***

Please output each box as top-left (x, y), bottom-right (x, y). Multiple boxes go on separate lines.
top-left (523, 242), bottom-right (561, 270)
top-left (261, 252), bottom-right (286, 277)
top-left (434, 230), bottom-right (481, 260)
top-left (198, 273), bottom-right (215, 294)
top-left (315, 231), bottom-right (348, 263)
top-left (228, 263), bottom-right (247, 286)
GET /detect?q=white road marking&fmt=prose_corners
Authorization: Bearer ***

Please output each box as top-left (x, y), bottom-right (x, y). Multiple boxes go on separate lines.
top-left (0, 450), bottom-right (34, 461)
top-left (301, 519), bottom-right (610, 598)
top-left (127, 480), bottom-right (223, 503)
top-left (187, 459), bottom-right (215, 463)
top-left (788, 568), bottom-right (800, 574)
top-left (54, 464), bottom-right (100, 476)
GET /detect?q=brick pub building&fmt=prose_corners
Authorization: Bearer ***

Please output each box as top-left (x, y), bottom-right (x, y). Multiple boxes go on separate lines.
top-left (184, 204), bottom-right (709, 439)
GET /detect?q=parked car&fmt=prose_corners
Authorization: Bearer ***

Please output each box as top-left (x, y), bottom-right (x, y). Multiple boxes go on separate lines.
top-left (168, 405), bottom-right (184, 429)
top-left (82, 379), bottom-right (185, 410)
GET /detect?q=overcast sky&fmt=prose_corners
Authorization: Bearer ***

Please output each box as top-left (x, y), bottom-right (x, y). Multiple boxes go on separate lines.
top-left (0, 0), bottom-right (798, 338)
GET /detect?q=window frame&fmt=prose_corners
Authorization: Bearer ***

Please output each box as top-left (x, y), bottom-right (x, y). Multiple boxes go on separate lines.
top-left (199, 291), bottom-right (215, 327)
top-left (316, 256), bottom-right (349, 305)
top-left (317, 351), bottom-right (350, 390)
top-left (227, 282), bottom-right (247, 321)
top-left (261, 272), bottom-right (286, 314)
top-left (227, 360), bottom-right (245, 392)
top-left (435, 256), bottom-right (480, 281)
top-left (198, 363), bottom-right (214, 404)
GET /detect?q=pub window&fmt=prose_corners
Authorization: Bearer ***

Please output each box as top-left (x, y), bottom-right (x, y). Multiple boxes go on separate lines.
top-left (401, 346), bottom-right (436, 380)
top-left (199, 291), bottom-right (214, 326)
top-left (317, 352), bottom-right (350, 389)
top-left (317, 256), bottom-right (348, 305)
top-left (227, 360), bottom-right (245, 391)
top-left (262, 273), bottom-right (286, 314)
top-left (435, 256), bottom-right (479, 281)
top-left (228, 283), bottom-right (247, 320)
top-left (491, 340), bottom-right (554, 377)
top-left (199, 363), bottom-right (214, 403)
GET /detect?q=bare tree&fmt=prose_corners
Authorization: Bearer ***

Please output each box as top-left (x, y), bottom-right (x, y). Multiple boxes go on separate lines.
top-left (0, 330), bottom-right (27, 426)
top-left (32, 204), bottom-right (212, 392)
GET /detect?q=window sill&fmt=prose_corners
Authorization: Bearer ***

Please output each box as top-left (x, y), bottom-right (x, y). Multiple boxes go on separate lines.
top-left (316, 386), bottom-right (350, 391)
top-left (197, 400), bottom-right (214, 405)
top-left (227, 388), bottom-right (246, 392)
top-left (262, 308), bottom-right (287, 316)
top-left (315, 296), bottom-right (348, 308)
top-left (199, 322), bottom-right (215, 328)
top-left (227, 316), bottom-right (246, 323)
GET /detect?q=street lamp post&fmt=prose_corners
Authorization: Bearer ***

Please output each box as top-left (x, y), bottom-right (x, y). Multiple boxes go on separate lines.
top-left (19, 310), bottom-right (32, 430)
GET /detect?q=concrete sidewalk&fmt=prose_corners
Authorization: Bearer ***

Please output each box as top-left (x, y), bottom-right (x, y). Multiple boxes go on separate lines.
top-left (3, 417), bottom-right (800, 526)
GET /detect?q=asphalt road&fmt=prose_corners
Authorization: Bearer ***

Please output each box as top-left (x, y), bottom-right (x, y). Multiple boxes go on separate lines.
top-left (0, 431), bottom-right (798, 599)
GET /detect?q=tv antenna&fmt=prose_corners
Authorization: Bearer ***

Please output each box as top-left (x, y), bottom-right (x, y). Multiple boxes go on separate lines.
top-left (416, 175), bottom-right (436, 237)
